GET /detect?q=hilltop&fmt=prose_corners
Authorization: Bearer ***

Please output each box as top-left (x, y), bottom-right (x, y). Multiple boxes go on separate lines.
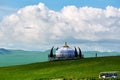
top-left (0, 56), bottom-right (120, 80)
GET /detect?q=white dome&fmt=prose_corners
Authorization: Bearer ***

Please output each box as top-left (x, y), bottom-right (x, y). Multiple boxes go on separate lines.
top-left (55, 43), bottom-right (75, 58)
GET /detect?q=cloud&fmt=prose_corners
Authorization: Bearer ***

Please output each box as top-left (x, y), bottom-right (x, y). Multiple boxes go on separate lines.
top-left (0, 3), bottom-right (120, 51)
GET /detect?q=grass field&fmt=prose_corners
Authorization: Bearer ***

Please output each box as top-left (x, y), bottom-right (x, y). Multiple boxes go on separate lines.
top-left (0, 56), bottom-right (120, 80)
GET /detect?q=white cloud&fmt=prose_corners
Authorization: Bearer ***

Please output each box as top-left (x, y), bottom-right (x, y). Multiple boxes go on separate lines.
top-left (0, 3), bottom-right (120, 51)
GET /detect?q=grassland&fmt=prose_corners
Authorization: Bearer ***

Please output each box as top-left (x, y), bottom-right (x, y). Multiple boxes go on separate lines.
top-left (0, 56), bottom-right (120, 80)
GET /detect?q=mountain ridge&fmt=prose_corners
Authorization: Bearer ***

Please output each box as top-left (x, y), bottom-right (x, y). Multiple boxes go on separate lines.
top-left (0, 48), bottom-right (120, 67)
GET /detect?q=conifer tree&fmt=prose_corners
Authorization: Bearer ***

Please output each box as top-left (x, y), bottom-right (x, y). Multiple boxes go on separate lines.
top-left (78, 47), bottom-right (82, 58)
top-left (74, 47), bottom-right (78, 57)
top-left (49, 47), bottom-right (54, 57)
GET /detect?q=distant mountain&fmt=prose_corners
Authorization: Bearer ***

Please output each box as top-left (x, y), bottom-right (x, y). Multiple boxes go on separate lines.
top-left (0, 48), bottom-right (11, 54)
top-left (0, 48), bottom-right (120, 67)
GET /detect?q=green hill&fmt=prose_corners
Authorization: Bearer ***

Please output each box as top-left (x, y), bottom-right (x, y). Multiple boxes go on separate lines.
top-left (0, 56), bottom-right (120, 80)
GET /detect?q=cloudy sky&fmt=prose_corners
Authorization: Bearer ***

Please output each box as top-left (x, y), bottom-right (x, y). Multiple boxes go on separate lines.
top-left (0, 0), bottom-right (120, 51)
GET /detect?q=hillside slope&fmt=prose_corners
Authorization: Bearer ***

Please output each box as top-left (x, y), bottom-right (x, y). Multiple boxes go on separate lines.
top-left (0, 56), bottom-right (120, 80)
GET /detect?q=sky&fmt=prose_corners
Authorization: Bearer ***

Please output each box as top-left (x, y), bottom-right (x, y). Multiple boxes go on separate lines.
top-left (0, 0), bottom-right (120, 51)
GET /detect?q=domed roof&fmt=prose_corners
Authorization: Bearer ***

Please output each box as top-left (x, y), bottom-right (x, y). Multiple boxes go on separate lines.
top-left (56, 42), bottom-right (75, 58)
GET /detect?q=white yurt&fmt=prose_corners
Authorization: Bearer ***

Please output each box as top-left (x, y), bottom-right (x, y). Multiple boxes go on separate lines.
top-left (55, 42), bottom-right (75, 58)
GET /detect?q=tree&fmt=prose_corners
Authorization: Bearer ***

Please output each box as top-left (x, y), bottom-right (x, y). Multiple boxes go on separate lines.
top-left (74, 47), bottom-right (78, 57)
top-left (78, 47), bottom-right (82, 58)
top-left (49, 46), bottom-right (54, 57)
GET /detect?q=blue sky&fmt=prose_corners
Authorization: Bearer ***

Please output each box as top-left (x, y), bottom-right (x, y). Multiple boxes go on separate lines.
top-left (0, 0), bottom-right (120, 20)
top-left (0, 0), bottom-right (120, 9)
top-left (0, 0), bottom-right (120, 19)
top-left (0, 0), bottom-right (120, 51)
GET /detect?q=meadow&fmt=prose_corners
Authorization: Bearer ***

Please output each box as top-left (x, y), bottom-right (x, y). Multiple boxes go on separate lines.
top-left (0, 56), bottom-right (120, 80)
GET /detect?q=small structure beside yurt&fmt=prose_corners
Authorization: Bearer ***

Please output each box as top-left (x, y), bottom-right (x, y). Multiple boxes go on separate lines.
top-left (48, 42), bottom-right (83, 61)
